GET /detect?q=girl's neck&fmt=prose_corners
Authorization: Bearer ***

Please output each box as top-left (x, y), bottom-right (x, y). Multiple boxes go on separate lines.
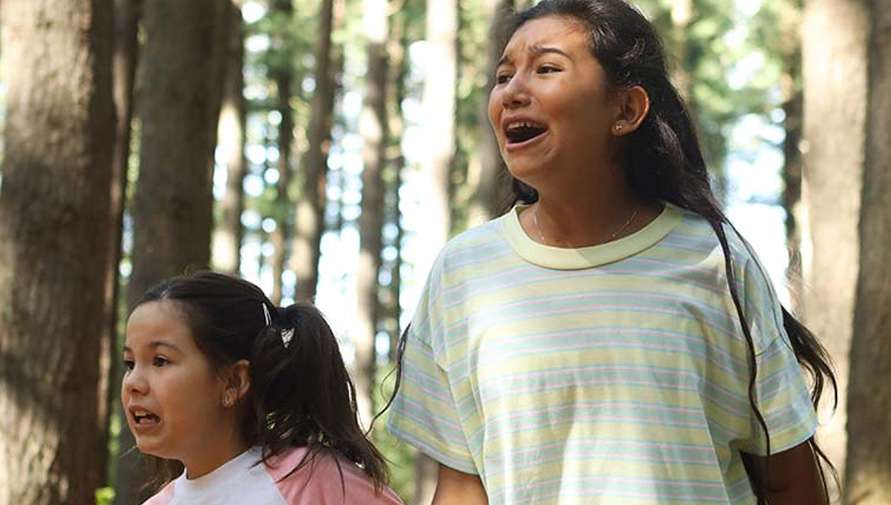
top-left (525, 191), bottom-right (660, 248)
top-left (181, 430), bottom-right (251, 480)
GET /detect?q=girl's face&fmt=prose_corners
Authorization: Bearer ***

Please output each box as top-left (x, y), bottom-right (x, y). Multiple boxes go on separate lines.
top-left (488, 15), bottom-right (620, 191)
top-left (121, 301), bottom-right (234, 472)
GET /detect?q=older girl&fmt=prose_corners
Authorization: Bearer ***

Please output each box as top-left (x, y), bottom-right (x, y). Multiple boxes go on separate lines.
top-left (387, 1), bottom-right (835, 503)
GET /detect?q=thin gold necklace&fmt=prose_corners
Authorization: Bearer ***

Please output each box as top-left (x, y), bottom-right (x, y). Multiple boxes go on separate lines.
top-left (532, 204), bottom-right (640, 245)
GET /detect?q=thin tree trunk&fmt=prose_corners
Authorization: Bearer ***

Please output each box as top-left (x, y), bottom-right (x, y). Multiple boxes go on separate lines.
top-left (270, 0), bottom-right (295, 305)
top-left (214, 1), bottom-right (248, 276)
top-left (422, 0), bottom-right (456, 250)
top-left (777, 0), bottom-right (805, 310)
top-left (386, 14), bottom-right (409, 362)
top-left (468, 0), bottom-right (514, 225)
top-left (669, 0), bottom-right (694, 101)
top-left (116, 1), bottom-right (229, 502)
top-left (356, 0), bottom-right (390, 425)
top-left (413, 0), bottom-right (458, 499)
top-left (781, 82), bottom-right (804, 306)
top-left (843, 1), bottom-right (891, 503)
top-left (801, 0), bottom-right (870, 483)
top-left (292, 0), bottom-right (341, 302)
top-left (0, 1), bottom-right (115, 503)
top-left (104, 0), bottom-right (143, 488)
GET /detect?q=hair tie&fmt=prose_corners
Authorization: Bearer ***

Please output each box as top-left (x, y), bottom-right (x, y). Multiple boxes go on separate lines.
top-left (281, 328), bottom-right (294, 349)
top-left (262, 302), bottom-right (294, 349)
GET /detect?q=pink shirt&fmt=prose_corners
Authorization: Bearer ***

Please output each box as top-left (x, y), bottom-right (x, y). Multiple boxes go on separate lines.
top-left (143, 446), bottom-right (403, 505)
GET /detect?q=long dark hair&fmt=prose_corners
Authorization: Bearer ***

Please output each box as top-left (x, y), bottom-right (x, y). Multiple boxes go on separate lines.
top-left (131, 271), bottom-right (388, 492)
top-left (499, 0), bottom-right (836, 501)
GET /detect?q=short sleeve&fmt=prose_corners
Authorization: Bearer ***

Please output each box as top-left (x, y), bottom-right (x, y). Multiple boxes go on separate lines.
top-left (387, 258), bottom-right (478, 474)
top-left (269, 448), bottom-right (404, 504)
top-left (734, 255), bottom-right (818, 456)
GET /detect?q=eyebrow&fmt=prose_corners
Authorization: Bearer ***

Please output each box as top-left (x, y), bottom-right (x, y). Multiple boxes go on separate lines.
top-left (497, 44), bottom-right (573, 68)
top-left (122, 341), bottom-right (182, 353)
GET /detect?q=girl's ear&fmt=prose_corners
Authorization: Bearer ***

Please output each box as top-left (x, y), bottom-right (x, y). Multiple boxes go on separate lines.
top-left (611, 85), bottom-right (650, 136)
top-left (221, 359), bottom-right (251, 407)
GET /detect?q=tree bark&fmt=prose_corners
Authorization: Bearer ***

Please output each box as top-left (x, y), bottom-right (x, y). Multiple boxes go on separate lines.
top-left (801, 0), bottom-right (870, 482)
top-left (413, 0), bottom-right (458, 499)
top-left (781, 50), bottom-right (804, 308)
top-left (292, 0), bottom-right (341, 302)
top-left (0, 1), bottom-right (115, 503)
top-left (270, 0), bottom-right (295, 305)
top-left (116, 0), bottom-right (229, 502)
top-left (214, 1), bottom-right (248, 276)
top-left (356, 0), bottom-right (390, 426)
top-left (386, 14), bottom-right (409, 362)
top-left (467, 0), bottom-right (515, 226)
top-left (104, 0), bottom-right (143, 488)
top-left (669, 0), bottom-right (694, 101)
top-left (843, 1), bottom-right (891, 503)
top-left (422, 0), bottom-right (456, 250)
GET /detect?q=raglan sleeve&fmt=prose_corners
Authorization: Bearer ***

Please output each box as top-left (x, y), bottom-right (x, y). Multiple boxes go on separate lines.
top-left (386, 252), bottom-right (478, 474)
top-left (735, 254), bottom-right (819, 456)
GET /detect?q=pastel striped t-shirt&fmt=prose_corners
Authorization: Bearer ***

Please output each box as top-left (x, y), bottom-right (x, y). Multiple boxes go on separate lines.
top-left (388, 204), bottom-right (817, 504)
top-left (143, 446), bottom-right (403, 505)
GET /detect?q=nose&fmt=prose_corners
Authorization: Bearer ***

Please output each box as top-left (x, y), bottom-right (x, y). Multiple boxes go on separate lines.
top-left (501, 73), bottom-right (531, 109)
top-left (121, 365), bottom-right (148, 397)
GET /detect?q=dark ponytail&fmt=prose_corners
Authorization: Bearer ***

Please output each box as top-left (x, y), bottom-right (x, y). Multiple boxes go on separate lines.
top-left (132, 271), bottom-right (388, 492)
top-left (501, 1), bottom-right (837, 502)
top-left (250, 303), bottom-right (388, 487)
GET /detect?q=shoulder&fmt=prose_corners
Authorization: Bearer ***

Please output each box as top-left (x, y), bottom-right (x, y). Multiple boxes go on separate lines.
top-left (663, 206), bottom-right (769, 276)
top-left (266, 447), bottom-right (403, 505)
top-left (440, 213), bottom-right (512, 261)
top-left (424, 212), bottom-right (517, 288)
top-left (142, 482), bottom-right (175, 505)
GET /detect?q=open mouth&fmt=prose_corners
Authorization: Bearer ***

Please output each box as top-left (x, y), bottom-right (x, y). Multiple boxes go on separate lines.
top-left (130, 408), bottom-right (161, 426)
top-left (505, 121), bottom-right (548, 145)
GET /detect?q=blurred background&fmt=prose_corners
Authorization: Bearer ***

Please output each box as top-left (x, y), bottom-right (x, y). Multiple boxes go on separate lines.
top-left (0, 0), bottom-right (888, 504)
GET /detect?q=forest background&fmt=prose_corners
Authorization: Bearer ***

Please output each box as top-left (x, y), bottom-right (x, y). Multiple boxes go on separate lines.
top-left (0, 0), bottom-right (888, 504)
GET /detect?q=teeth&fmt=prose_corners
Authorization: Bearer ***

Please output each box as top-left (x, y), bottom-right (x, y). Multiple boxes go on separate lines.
top-left (507, 121), bottom-right (542, 131)
top-left (133, 410), bottom-right (149, 416)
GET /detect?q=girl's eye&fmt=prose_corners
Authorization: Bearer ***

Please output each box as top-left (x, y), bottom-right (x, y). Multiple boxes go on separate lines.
top-left (495, 73), bottom-right (512, 85)
top-left (537, 65), bottom-right (560, 74)
top-left (152, 356), bottom-right (170, 367)
top-left (122, 359), bottom-right (134, 372)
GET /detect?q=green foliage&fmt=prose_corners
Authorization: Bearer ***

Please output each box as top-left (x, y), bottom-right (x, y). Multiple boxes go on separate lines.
top-left (95, 487), bottom-right (115, 505)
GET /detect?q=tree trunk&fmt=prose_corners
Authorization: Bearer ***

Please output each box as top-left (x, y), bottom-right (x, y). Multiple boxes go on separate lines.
top-left (270, 0), bottom-right (295, 305)
top-left (386, 14), bottom-right (410, 362)
top-left (843, 1), bottom-right (891, 503)
top-left (116, 1), bottom-right (229, 502)
top-left (0, 1), bottom-right (115, 503)
top-left (669, 0), bottom-right (694, 101)
top-left (781, 84), bottom-right (804, 305)
top-left (422, 0), bottom-right (456, 251)
top-left (356, 0), bottom-right (390, 426)
top-left (292, 0), bottom-right (341, 302)
top-left (801, 0), bottom-right (869, 482)
top-left (413, 0), bottom-right (458, 499)
top-left (214, 1), bottom-right (248, 276)
top-left (104, 0), bottom-right (143, 488)
top-left (467, 0), bottom-right (514, 226)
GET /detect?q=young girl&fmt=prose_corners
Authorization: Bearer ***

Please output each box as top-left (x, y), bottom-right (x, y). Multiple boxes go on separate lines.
top-left (121, 271), bottom-right (403, 504)
top-left (387, 0), bottom-right (836, 503)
